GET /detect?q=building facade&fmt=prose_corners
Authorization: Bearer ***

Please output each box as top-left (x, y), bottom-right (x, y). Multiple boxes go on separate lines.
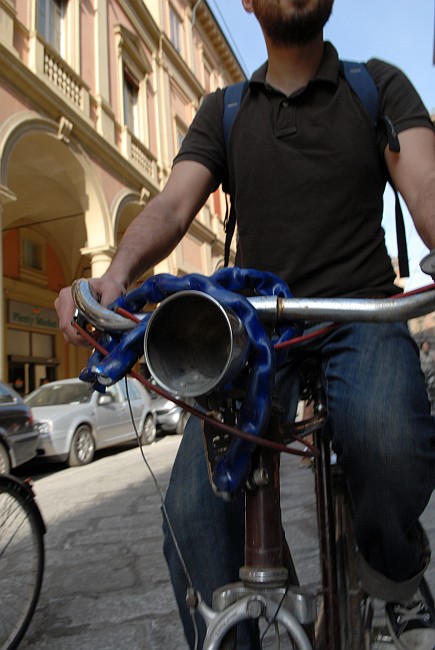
top-left (0, 0), bottom-right (244, 393)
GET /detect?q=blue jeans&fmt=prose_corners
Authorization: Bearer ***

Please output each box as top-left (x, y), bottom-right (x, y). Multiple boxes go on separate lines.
top-left (163, 322), bottom-right (435, 648)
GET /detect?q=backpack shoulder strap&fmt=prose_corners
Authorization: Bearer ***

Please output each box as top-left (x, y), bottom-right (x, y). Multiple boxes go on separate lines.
top-left (342, 61), bottom-right (409, 277)
top-left (341, 60), bottom-right (379, 127)
top-left (223, 81), bottom-right (249, 266)
top-left (223, 81), bottom-right (249, 151)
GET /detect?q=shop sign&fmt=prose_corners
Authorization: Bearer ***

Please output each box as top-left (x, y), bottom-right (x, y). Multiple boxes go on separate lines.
top-left (8, 301), bottom-right (58, 331)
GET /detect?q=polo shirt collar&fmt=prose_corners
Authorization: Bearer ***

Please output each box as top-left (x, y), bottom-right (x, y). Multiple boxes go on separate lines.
top-left (249, 41), bottom-right (341, 94)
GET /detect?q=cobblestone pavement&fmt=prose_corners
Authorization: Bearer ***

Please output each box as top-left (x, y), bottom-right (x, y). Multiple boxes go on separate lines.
top-left (15, 434), bottom-right (435, 649)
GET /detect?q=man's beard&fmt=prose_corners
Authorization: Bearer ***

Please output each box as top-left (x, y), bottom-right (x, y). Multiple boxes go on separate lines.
top-left (252, 0), bottom-right (334, 46)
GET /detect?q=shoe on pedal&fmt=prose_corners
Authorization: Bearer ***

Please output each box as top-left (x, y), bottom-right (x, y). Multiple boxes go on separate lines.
top-left (386, 593), bottom-right (435, 650)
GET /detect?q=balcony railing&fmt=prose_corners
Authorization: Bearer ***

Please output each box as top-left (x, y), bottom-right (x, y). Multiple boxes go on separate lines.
top-left (29, 33), bottom-right (90, 115)
top-left (28, 33), bottom-right (158, 187)
top-left (120, 127), bottom-right (158, 184)
top-left (43, 49), bottom-right (82, 108)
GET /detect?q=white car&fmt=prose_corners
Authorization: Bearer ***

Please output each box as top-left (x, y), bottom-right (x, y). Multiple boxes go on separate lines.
top-left (26, 377), bottom-right (157, 467)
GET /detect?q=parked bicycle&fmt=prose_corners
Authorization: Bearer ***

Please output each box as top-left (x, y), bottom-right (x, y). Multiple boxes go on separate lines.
top-left (72, 264), bottom-right (435, 650)
top-left (0, 474), bottom-right (46, 650)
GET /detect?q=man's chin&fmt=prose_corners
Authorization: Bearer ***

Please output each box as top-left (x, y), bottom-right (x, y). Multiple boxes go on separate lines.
top-left (253, 0), bottom-right (334, 46)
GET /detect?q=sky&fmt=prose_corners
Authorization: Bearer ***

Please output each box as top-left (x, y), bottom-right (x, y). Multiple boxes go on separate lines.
top-left (207, 0), bottom-right (435, 289)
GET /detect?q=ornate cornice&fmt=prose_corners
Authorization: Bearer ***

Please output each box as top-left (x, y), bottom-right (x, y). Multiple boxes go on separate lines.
top-left (195, 1), bottom-right (245, 83)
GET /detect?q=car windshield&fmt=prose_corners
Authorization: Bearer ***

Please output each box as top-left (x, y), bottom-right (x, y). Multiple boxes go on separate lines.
top-left (26, 383), bottom-right (92, 406)
top-left (0, 384), bottom-right (16, 404)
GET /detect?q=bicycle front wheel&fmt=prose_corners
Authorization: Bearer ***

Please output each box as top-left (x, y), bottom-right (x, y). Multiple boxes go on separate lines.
top-left (0, 475), bottom-right (46, 650)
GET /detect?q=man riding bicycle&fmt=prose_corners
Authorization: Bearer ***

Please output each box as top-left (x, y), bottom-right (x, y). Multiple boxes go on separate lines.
top-left (56, 1), bottom-right (435, 648)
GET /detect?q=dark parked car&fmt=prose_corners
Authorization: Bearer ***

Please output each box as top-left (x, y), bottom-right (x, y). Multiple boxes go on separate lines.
top-left (0, 381), bottom-right (38, 474)
top-left (151, 393), bottom-right (191, 436)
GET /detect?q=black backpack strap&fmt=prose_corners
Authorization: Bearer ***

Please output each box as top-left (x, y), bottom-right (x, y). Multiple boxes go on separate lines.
top-left (342, 60), bottom-right (409, 277)
top-left (395, 194), bottom-right (409, 277)
top-left (341, 60), bottom-right (379, 127)
top-left (223, 81), bottom-right (249, 151)
top-left (223, 197), bottom-right (236, 268)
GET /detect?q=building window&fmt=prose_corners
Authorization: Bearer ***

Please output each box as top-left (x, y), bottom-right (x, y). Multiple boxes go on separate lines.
top-left (115, 25), bottom-right (153, 146)
top-left (22, 238), bottom-right (43, 271)
top-left (174, 114), bottom-right (188, 155)
top-left (176, 124), bottom-right (185, 151)
top-left (20, 230), bottom-right (46, 285)
top-left (204, 65), bottom-right (211, 94)
top-left (169, 6), bottom-right (182, 54)
top-left (37, 0), bottom-right (65, 53)
top-left (203, 56), bottom-right (216, 94)
top-left (123, 70), bottom-right (139, 136)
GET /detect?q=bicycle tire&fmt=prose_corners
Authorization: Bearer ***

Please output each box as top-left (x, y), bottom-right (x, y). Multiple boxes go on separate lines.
top-left (0, 475), bottom-right (46, 650)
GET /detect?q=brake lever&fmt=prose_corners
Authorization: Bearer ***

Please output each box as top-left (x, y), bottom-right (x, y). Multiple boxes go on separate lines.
top-left (72, 308), bottom-right (91, 331)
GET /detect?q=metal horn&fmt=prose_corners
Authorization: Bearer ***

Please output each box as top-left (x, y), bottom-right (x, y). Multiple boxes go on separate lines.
top-left (144, 291), bottom-right (250, 397)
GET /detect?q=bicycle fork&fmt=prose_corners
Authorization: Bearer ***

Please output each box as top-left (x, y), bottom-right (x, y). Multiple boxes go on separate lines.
top-left (196, 416), bottom-right (318, 650)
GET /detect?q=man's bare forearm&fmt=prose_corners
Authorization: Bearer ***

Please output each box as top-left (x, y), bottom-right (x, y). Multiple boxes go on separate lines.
top-left (408, 175), bottom-right (435, 251)
top-left (386, 128), bottom-right (435, 252)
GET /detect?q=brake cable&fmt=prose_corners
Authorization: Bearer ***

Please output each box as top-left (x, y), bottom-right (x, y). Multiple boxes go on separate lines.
top-left (71, 318), bottom-right (317, 458)
top-left (72, 280), bottom-right (435, 460)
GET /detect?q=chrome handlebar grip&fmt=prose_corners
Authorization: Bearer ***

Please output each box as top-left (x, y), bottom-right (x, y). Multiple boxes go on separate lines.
top-left (71, 279), bottom-right (140, 331)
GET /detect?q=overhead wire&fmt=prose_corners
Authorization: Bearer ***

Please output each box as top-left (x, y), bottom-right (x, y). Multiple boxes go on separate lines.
top-left (207, 0), bottom-right (250, 76)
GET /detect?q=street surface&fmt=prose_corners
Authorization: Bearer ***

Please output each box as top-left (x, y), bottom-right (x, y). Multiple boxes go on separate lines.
top-left (15, 434), bottom-right (435, 649)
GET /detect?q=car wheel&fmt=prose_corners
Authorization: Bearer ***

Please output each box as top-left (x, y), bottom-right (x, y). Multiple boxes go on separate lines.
top-left (141, 414), bottom-right (157, 445)
top-left (176, 411), bottom-right (190, 436)
top-left (68, 425), bottom-right (95, 467)
top-left (0, 442), bottom-right (11, 474)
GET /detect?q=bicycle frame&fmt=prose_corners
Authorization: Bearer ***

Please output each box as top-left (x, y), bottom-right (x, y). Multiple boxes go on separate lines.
top-left (71, 277), bottom-right (435, 650)
top-left (198, 412), bottom-right (320, 649)
top-left (198, 368), bottom-right (348, 649)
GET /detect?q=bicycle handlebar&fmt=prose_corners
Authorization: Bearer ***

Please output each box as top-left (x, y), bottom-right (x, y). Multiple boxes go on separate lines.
top-left (72, 278), bottom-right (435, 332)
top-left (71, 272), bottom-right (435, 497)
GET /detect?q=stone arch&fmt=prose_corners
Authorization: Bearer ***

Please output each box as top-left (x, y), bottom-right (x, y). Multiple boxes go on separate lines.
top-left (0, 111), bottom-right (113, 280)
top-left (111, 186), bottom-right (149, 243)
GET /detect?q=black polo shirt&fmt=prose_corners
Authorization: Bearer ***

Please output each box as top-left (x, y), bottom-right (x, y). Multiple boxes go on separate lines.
top-left (174, 43), bottom-right (433, 298)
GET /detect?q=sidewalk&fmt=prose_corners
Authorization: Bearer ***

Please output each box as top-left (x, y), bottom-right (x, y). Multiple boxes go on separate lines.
top-left (18, 434), bottom-right (435, 649)
top-left (19, 436), bottom-right (185, 649)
